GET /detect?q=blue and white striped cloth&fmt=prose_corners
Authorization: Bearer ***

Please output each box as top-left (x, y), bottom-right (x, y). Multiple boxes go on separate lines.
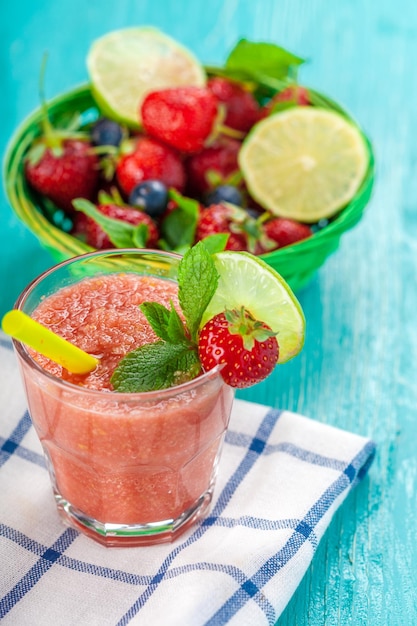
top-left (0, 332), bottom-right (375, 625)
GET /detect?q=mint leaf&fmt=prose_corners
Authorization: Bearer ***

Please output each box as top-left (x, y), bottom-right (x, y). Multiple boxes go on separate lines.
top-left (110, 341), bottom-right (201, 392)
top-left (178, 241), bottom-right (219, 342)
top-left (160, 189), bottom-right (199, 251)
top-left (166, 302), bottom-right (190, 344)
top-left (139, 302), bottom-right (172, 341)
top-left (225, 39), bottom-right (305, 82)
top-left (140, 301), bottom-right (189, 344)
top-left (72, 198), bottom-right (137, 248)
top-left (200, 233), bottom-right (229, 255)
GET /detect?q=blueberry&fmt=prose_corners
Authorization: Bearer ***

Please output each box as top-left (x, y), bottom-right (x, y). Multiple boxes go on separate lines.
top-left (128, 180), bottom-right (168, 218)
top-left (91, 118), bottom-right (124, 147)
top-left (204, 185), bottom-right (243, 206)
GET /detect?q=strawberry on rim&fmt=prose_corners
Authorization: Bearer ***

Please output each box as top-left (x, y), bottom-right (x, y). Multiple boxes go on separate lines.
top-left (198, 307), bottom-right (279, 388)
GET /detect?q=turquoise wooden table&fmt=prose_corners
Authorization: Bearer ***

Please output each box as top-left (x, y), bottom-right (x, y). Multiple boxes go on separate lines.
top-left (1, 1), bottom-right (416, 624)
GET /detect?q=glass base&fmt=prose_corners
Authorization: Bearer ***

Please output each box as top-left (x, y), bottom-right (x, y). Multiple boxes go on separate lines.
top-left (54, 490), bottom-right (214, 547)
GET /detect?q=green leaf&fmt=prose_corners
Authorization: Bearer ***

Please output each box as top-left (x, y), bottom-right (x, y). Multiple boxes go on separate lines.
top-left (166, 302), bottom-right (189, 344)
top-left (139, 302), bottom-right (172, 342)
top-left (160, 189), bottom-right (200, 251)
top-left (132, 223), bottom-right (149, 248)
top-left (200, 233), bottom-right (229, 255)
top-left (72, 198), bottom-right (136, 248)
top-left (225, 39), bottom-right (305, 82)
top-left (178, 241), bottom-right (219, 342)
top-left (139, 301), bottom-right (189, 345)
top-left (110, 341), bottom-right (200, 392)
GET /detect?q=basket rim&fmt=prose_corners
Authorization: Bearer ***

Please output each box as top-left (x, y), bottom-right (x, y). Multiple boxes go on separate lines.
top-left (3, 82), bottom-right (375, 263)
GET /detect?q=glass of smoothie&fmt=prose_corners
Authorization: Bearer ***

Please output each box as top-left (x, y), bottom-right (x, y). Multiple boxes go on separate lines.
top-left (12, 249), bottom-right (235, 547)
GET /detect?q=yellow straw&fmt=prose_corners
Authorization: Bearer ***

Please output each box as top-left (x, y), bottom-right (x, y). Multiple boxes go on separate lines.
top-left (1, 310), bottom-right (99, 375)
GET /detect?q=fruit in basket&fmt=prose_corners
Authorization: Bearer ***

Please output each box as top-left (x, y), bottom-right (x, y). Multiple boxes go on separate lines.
top-left (91, 117), bottom-right (125, 147)
top-left (204, 185), bottom-right (243, 207)
top-left (128, 180), bottom-right (169, 218)
top-left (16, 28), bottom-right (371, 276)
top-left (207, 76), bottom-right (260, 133)
top-left (141, 86), bottom-right (219, 154)
top-left (25, 138), bottom-right (99, 215)
top-left (239, 107), bottom-right (369, 222)
top-left (259, 84), bottom-right (310, 118)
top-left (261, 217), bottom-right (313, 250)
top-left (115, 136), bottom-right (186, 196)
top-left (185, 137), bottom-right (241, 196)
top-left (196, 204), bottom-right (249, 251)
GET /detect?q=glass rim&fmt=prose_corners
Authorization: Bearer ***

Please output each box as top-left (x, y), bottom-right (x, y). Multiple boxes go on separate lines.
top-left (13, 248), bottom-right (226, 399)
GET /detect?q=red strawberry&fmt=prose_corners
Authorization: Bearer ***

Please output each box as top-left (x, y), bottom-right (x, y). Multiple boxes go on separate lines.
top-left (73, 203), bottom-right (159, 250)
top-left (275, 85), bottom-right (310, 105)
top-left (259, 85), bottom-right (310, 119)
top-left (207, 77), bottom-right (260, 133)
top-left (25, 138), bottom-right (99, 214)
top-left (198, 308), bottom-right (279, 388)
top-left (116, 136), bottom-right (186, 197)
top-left (141, 87), bottom-right (218, 154)
top-left (261, 217), bottom-right (313, 251)
top-left (185, 137), bottom-right (241, 196)
top-left (196, 204), bottom-right (248, 251)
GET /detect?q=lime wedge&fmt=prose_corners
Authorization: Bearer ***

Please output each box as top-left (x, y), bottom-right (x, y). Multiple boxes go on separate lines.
top-left (201, 251), bottom-right (305, 364)
top-left (239, 107), bottom-right (369, 222)
top-left (87, 27), bottom-right (206, 128)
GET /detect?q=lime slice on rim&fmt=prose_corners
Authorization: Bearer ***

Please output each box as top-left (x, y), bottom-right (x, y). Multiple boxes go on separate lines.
top-left (201, 251), bottom-right (305, 364)
top-left (239, 107), bottom-right (369, 222)
top-left (87, 27), bottom-right (206, 128)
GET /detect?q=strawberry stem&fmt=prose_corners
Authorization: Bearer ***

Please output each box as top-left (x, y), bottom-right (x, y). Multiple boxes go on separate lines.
top-left (224, 306), bottom-right (276, 352)
top-left (39, 53), bottom-right (61, 150)
top-left (217, 124), bottom-right (245, 140)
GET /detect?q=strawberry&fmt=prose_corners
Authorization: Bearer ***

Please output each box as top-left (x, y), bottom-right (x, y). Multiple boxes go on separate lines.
top-left (198, 308), bottom-right (279, 388)
top-left (261, 217), bottom-right (313, 250)
top-left (274, 85), bottom-right (310, 105)
top-left (195, 203), bottom-right (248, 251)
top-left (115, 136), bottom-right (186, 197)
top-left (185, 137), bottom-right (241, 197)
top-left (207, 77), bottom-right (260, 133)
top-left (25, 138), bottom-right (99, 214)
top-left (259, 85), bottom-right (310, 119)
top-left (196, 203), bottom-right (272, 253)
top-left (141, 87), bottom-right (218, 154)
top-left (73, 202), bottom-right (159, 250)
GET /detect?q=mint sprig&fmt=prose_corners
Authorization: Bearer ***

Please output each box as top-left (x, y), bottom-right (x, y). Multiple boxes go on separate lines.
top-left (110, 241), bottom-right (220, 392)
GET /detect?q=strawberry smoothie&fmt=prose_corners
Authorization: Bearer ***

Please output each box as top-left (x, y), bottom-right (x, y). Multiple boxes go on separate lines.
top-left (13, 250), bottom-right (234, 546)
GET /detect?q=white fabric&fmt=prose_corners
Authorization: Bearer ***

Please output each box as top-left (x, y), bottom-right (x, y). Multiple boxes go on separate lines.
top-left (0, 332), bottom-right (375, 625)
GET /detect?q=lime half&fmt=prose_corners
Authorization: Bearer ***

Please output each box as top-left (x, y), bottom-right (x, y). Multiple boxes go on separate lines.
top-left (239, 107), bottom-right (369, 222)
top-left (201, 251), bottom-right (305, 364)
top-left (87, 27), bottom-right (206, 127)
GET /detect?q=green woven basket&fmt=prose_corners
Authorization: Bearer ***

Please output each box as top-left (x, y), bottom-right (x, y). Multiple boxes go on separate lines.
top-left (3, 83), bottom-right (375, 292)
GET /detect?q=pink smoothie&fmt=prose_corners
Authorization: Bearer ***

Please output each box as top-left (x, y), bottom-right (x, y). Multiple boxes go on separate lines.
top-left (20, 272), bottom-right (234, 542)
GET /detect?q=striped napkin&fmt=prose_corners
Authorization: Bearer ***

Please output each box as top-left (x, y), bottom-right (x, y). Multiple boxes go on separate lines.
top-left (0, 332), bottom-right (375, 625)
